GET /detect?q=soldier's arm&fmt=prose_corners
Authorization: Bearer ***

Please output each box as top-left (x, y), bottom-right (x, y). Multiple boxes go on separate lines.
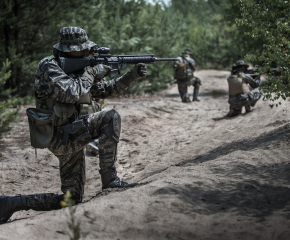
top-left (240, 73), bottom-right (260, 88)
top-left (188, 58), bottom-right (196, 71)
top-left (173, 57), bottom-right (183, 70)
top-left (90, 63), bottom-right (146, 99)
top-left (35, 59), bottom-right (95, 104)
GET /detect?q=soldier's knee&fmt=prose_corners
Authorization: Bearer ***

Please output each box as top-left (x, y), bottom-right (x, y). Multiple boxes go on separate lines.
top-left (100, 109), bottom-right (121, 143)
top-left (195, 77), bottom-right (201, 85)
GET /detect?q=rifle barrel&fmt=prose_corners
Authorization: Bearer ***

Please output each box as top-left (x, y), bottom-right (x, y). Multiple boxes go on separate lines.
top-left (155, 58), bottom-right (179, 61)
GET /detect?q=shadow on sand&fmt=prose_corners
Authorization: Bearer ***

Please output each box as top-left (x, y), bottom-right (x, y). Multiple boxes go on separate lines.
top-left (152, 123), bottom-right (290, 219)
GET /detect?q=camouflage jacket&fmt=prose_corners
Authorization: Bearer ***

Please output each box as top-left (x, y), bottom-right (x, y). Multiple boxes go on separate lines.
top-left (173, 56), bottom-right (196, 70)
top-left (35, 55), bottom-right (133, 113)
top-left (241, 73), bottom-right (261, 89)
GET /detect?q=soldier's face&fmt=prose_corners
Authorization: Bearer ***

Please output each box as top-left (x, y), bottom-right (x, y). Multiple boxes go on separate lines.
top-left (67, 49), bottom-right (89, 58)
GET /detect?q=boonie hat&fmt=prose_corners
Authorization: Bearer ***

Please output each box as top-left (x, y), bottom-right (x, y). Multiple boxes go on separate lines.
top-left (53, 26), bottom-right (97, 52)
top-left (183, 48), bottom-right (192, 55)
top-left (232, 60), bottom-right (249, 69)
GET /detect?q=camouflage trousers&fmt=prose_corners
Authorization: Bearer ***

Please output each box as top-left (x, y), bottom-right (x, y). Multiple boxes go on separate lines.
top-left (228, 88), bottom-right (263, 110)
top-left (177, 77), bottom-right (201, 101)
top-left (26, 110), bottom-right (118, 210)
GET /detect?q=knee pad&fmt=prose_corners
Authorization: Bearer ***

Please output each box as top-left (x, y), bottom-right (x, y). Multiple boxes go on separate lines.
top-left (100, 109), bottom-right (121, 143)
top-left (193, 77), bottom-right (201, 86)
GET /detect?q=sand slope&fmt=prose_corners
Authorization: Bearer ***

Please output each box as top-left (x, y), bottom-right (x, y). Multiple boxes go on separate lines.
top-left (0, 70), bottom-right (289, 240)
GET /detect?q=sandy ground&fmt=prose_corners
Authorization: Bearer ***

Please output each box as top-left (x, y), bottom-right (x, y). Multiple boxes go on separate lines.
top-left (0, 70), bottom-right (289, 240)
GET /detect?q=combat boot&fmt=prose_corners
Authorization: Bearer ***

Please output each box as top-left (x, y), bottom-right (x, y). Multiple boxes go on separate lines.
top-left (226, 109), bottom-right (235, 117)
top-left (0, 195), bottom-right (28, 224)
top-left (245, 105), bottom-right (251, 113)
top-left (192, 85), bottom-right (200, 102)
top-left (99, 165), bottom-right (138, 190)
top-left (226, 108), bottom-right (241, 118)
top-left (182, 94), bottom-right (191, 103)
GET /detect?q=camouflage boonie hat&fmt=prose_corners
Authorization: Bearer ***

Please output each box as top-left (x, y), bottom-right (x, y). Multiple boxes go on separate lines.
top-left (53, 27), bottom-right (97, 52)
top-left (182, 48), bottom-right (192, 55)
top-left (232, 60), bottom-right (249, 69)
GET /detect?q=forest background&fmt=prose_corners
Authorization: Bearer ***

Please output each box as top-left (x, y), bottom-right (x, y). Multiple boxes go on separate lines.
top-left (0, 0), bottom-right (288, 133)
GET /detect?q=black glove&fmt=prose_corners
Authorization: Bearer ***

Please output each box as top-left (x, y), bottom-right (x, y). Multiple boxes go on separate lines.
top-left (117, 63), bottom-right (147, 88)
top-left (132, 63), bottom-right (147, 77)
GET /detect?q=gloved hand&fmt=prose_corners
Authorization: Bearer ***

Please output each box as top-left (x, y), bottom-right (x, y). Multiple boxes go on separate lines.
top-left (117, 63), bottom-right (147, 88)
top-left (132, 63), bottom-right (147, 77)
top-left (83, 64), bottom-right (112, 82)
top-left (237, 71), bottom-right (244, 78)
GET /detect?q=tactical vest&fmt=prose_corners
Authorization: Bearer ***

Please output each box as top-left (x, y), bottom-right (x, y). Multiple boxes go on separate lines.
top-left (35, 93), bottom-right (100, 126)
top-left (227, 75), bottom-right (250, 96)
top-left (27, 55), bottom-right (102, 149)
top-left (35, 55), bottom-right (101, 127)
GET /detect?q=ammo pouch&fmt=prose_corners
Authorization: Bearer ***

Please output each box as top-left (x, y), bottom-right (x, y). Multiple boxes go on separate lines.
top-left (26, 108), bottom-right (55, 148)
top-left (53, 102), bottom-right (76, 126)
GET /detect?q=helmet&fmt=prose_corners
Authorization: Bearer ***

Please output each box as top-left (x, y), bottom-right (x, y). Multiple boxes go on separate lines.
top-left (182, 48), bottom-right (192, 55)
top-left (232, 60), bottom-right (249, 70)
top-left (53, 26), bottom-right (97, 52)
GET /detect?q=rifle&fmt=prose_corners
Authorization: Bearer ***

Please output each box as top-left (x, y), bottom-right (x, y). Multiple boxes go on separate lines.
top-left (245, 68), bottom-right (281, 76)
top-left (58, 46), bottom-right (178, 78)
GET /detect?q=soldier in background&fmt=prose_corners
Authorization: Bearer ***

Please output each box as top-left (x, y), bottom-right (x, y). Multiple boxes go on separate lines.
top-left (226, 60), bottom-right (263, 117)
top-left (0, 26), bottom-right (147, 224)
top-left (173, 48), bottom-right (201, 102)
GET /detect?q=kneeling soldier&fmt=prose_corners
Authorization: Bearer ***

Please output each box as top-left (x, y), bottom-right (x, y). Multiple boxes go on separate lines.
top-left (226, 60), bottom-right (262, 117)
top-left (0, 26), bottom-right (147, 224)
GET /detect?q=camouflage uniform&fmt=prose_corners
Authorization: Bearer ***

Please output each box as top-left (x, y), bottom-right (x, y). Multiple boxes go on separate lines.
top-left (227, 60), bottom-right (263, 117)
top-left (173, 49), bottom-right (201, 102)
top-left (0, 27), bottom-right (146, 223)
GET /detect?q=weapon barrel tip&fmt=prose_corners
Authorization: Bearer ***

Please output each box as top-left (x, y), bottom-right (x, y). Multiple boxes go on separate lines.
top-left (155, 58), bottom-right (179, 61)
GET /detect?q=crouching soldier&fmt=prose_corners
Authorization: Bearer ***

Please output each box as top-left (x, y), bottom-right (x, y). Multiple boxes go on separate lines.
top-left (226, 60), bottom-right (262, 117)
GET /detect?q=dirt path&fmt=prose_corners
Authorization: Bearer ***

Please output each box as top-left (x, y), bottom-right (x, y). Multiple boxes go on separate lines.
top-left (0, 70), bottom-right (290, 240)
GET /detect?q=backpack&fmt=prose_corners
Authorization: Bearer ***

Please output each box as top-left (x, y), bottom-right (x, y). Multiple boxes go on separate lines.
top-left (174, 58), bottom-right (187, 80)
top-left (174, 56), bottom-right (194, 80)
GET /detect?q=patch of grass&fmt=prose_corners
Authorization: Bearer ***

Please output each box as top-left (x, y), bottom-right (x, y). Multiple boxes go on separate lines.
top-left (61, 191), bottom-right (81, 240)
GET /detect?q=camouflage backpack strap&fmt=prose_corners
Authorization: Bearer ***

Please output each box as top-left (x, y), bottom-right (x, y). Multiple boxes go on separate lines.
top-left (181, 55), bottom-right (194, 70)
top-left (47, 55), bottom-right (56, 62)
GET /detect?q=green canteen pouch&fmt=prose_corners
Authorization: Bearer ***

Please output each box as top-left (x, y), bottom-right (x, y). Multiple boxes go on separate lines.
top-left (53, 102), bottom-right (75, 126)
top-left (26, 108), bottom-right (55, 148)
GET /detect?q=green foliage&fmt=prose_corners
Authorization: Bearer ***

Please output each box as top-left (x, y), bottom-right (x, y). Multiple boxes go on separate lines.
top-left (0, 59), bottom-right (19, 135)
top-left (0, 0), bottom-right (80, 96)
top-left (61, 191), bottom-right (81, 240)
top-left (236, 0), bottom-right (290, 104)
top-left (1, 0), bottom-right (276, 96)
